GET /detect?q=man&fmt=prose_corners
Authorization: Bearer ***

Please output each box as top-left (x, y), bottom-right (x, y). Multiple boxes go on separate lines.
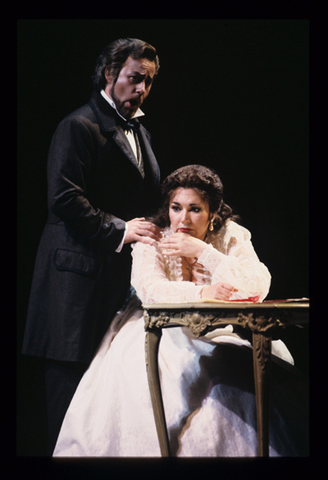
top-left (22, 38), bottom-right (161, 454)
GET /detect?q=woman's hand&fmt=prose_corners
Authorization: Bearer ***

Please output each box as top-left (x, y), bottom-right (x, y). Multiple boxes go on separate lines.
top-left (158, 232), bottom-right (207, 258)
top-left (124, 218), bottom-right (162, 245)
top-left (201, 282), bottom-right (238, 301)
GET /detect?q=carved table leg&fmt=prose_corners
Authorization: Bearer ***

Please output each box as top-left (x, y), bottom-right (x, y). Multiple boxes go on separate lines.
top-left (145, 329), bottom-right (170, 456)
top-left (252, 331), bottom-right (272, 457)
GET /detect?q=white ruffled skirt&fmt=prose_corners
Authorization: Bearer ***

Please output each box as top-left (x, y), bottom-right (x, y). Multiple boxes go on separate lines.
top-left (53, 296), bottom-right (308, 457)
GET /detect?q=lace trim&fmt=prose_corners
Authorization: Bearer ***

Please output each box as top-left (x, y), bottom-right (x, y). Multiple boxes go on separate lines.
top-left (131, 221), bottom-right (271, 304)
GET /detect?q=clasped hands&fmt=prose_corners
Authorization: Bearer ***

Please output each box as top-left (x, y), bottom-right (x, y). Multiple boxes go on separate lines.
top-left (125, 223), bottom-right (237, 301)
top-left (159, 232), bottom-right (238, 301)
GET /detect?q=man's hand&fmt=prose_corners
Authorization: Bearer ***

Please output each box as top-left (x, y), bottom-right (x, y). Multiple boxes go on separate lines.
top-left (124, 218), bottom-right (162, 245)
top-left (201, 282), bottom-right (238, 301)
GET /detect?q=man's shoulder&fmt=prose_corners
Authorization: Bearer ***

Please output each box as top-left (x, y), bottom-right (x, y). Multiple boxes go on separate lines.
top-left (57, 99), bottom-right (94, 125)
top-left (66, 103), bottom-right (94, 120)
top-left (53, 105), bottom-right (96, 138)
top-left (66, 92), bottom-right (102, 121)
top-left (58, 91), bottom-right (116, 131)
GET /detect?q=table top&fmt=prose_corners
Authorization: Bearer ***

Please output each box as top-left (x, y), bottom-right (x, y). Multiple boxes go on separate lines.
top-left (143, 299), bottom-right (309, 311)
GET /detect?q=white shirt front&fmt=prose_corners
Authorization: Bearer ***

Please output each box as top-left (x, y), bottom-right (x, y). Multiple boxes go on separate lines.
top-left (100, 89), bottom-right (147, 252)
top-left (100, 89), bottom-right (144, 159)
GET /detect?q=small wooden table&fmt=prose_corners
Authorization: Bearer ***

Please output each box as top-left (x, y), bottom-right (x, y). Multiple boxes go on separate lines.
top-left (143, 300), bottom-right (309, 457)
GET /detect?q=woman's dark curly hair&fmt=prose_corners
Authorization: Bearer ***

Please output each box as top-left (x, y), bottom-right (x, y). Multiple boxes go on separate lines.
top-left (152, 165), bottom-right (239, 231)
top-left (92, 38), bottom-right (160, 91)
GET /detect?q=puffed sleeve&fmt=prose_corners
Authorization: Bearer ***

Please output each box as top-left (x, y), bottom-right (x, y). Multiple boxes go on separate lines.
top-left (198, 221), bottom-right (271, 301)
top-left (131, 222), bottom-right (271, 304)
top-left (131, 241), bottom-right (204, 304)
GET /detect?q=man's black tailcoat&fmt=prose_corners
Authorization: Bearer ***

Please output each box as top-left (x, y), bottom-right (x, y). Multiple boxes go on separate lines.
top-left (22, 91), bottom-right (160, 364)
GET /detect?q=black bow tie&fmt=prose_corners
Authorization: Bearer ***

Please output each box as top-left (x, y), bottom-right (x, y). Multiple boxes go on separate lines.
top-left (118, 117), bottom-right (140, 132)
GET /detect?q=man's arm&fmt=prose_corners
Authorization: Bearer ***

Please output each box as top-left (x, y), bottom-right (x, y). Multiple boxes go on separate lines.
top-left (47, 115), bottom-right (160, 251)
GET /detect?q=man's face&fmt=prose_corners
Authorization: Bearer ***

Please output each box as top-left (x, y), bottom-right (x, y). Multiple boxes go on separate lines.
top-left (104, 56), bottom-right (156, 119)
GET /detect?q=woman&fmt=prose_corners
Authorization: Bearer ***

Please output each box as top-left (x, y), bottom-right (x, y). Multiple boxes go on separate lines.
top-left (53, 165), bottom-right (308, 457)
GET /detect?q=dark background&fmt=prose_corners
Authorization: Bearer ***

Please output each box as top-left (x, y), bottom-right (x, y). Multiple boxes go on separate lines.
top-left (17, 19), bottom-right (309, 457)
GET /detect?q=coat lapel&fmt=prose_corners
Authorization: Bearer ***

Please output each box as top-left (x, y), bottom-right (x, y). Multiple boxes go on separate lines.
top-left (137, 126), bottom-right (160, 185)
top-left (112, 129), bottom-right (141, 172)
top-left (88, 92), bottom-right (160, 183)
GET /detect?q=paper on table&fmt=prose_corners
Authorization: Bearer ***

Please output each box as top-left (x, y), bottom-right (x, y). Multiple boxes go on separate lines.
top-left (263, 297), bottom-right (309, 303)
top-left (183, 297), bottom-right (309, 304)
top-left (189, 295), bottom-right (261, 304)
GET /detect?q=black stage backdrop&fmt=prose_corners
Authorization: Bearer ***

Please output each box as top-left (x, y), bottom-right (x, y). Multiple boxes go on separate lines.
top-left (17, 19), bottom-right (309, 456)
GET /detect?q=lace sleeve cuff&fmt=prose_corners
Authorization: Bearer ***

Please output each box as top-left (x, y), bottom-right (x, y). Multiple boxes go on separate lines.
top-left (197, 243), bottom-right (225, 273)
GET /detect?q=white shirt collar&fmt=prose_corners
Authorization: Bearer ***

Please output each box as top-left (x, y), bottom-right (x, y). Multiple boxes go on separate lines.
top-left (100, 89), bottom-right (145, 121)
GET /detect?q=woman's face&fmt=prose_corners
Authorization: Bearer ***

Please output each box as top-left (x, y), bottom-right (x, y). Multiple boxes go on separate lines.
top-left (169, 188), bottom-right (212, 241)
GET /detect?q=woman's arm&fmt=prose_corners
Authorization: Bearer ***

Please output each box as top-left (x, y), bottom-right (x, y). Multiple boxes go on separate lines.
top-left (158, 222), bottom-right (271, 301)
top-left (131, 241), bottom-right (204, 304)
top-left (132, 222), bottom-right (271, 304)
top-left (198, 224), bottom-right (271, 301)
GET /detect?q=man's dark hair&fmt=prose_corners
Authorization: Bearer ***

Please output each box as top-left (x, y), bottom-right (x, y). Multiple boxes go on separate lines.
top-left (92, 38), bottom-right (160, 91)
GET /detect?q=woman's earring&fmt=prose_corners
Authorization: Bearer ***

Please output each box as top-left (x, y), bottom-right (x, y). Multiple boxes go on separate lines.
top-left (209, 218), bottom-right (214, 231)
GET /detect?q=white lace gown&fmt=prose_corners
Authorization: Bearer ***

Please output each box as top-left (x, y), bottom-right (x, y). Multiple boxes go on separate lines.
top-left (53, 221), bottom-right (308, 457)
